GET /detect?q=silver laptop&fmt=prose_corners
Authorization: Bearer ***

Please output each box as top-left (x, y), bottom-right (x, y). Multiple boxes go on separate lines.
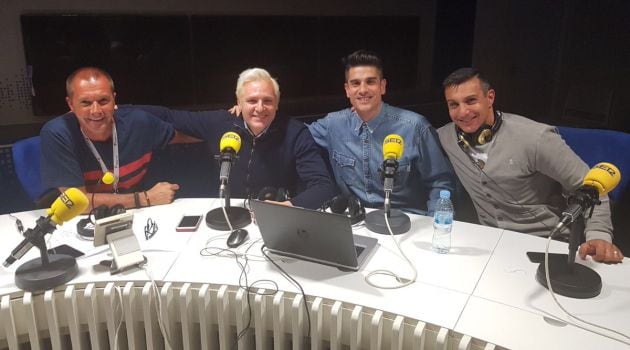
top-left (251, 200), bottom-right (378, 271)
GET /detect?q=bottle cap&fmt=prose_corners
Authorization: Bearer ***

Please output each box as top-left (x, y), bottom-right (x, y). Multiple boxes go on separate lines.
top-left (439, 190), bottom-right (451, 199)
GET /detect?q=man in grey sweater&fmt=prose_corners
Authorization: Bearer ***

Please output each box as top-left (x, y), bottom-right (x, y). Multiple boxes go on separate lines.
top-left (437, 67), bottom-right (623, 264)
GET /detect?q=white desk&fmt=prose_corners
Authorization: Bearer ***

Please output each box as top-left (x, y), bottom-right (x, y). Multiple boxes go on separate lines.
top-left (459, 229), bottom-right (630, 349)
top-left (1, 198), bottom-right (628, 350)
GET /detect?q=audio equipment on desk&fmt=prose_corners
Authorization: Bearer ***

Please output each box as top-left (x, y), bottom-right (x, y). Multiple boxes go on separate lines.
top-left (3, 188), bottom-right (88, 291)
top-left (322, 194), bottom-right (365, 225)
top-left (77, 204), bottom-right (126, 238)
top-left (533, 162), bottom-right (621, 298)
top-left (93, 210), bottom-right (146, 274)
top-left (364, 134), bottom-right (411, 235)
top-left (206, 132), bottom-right (252, 231)
top-left (257, 186), bottom-right (290, 202)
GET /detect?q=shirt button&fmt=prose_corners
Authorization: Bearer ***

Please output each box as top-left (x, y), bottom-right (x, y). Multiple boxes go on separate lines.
top-left (494, 204), bottom-right (499, 209)
top-left (497, 216), bottom-right (503, 221)
top-left (482, 181), bottom-right (487, 185)
top-left (486, 193), bottom-right (492, 198)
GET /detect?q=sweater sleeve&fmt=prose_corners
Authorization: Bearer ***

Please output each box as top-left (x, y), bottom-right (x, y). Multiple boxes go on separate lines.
top-left (535, 127), bottom-right (613, 242)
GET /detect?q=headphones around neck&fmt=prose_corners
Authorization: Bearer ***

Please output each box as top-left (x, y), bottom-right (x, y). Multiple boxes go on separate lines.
top-left (456, 110), bottom-right (503, 150)
top-left (322, 194), bottom-right (366, 225)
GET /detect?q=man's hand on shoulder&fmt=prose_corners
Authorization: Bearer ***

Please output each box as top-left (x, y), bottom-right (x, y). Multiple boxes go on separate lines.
top-left (146, 182), bottom-right (180, 206)
top-left (579, 239), bottom-right (624, 264)
top-left (228, 105), bottom-right (241, 116)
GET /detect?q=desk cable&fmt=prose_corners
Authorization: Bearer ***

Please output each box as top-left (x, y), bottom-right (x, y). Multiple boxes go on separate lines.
top-left (215, 197), bottom-right (283, 349)
top-left (261, 244), bottom-right (312, 339)
top-left (364, 211), bottom-right (418, 289)
top-left (543, 234), bottom-right (630, 346)
top-left (112, 285), bottom-right (125, 350)
top-left (140, 263), bottom-right (176, 349)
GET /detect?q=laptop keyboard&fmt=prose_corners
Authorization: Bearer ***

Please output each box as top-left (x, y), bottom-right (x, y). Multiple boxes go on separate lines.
top-left (355, 245), bottom-right (365, 257)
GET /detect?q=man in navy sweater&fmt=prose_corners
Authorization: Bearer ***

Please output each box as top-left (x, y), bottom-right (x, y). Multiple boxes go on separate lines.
top-left (140, 68), bottom-right (336, 209)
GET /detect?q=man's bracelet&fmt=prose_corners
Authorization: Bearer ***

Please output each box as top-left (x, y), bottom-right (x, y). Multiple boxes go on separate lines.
top-left (133, 192), bottom-right (141, 208)
top-left (144, 191), bottom-right (151, 207)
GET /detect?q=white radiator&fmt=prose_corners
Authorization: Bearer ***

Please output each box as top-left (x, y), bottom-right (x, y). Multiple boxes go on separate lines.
top-left (0, 282), bottom-right (504, 350)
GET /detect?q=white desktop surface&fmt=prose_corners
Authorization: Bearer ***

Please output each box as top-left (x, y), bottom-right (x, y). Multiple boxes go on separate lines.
top-left (164, 204), bottom-right (471, 329)
top-left (467, 229), bottom-right (630, 348)
top-left (2, 198), bottom-right (629, 349)
top-left (456, 296), bottom-right (630, 350)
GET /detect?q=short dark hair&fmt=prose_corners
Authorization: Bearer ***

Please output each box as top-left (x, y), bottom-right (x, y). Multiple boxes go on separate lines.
top-left (442, 67), bottom-right (491, 94)
top-left (343, 50), bottom-right (384, 80)
top-left (66, 67), bottom-right (115, 97)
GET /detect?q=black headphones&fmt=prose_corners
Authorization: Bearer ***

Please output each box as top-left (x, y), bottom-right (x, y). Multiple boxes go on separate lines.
top-left (257, 186), bottom-right (290, 202)
top-left (456, 110), bottom-right (503, 150)
top-left (322, 194), bottom-right (366, 225)
top-left (77, 204), bottom-right (126, 238)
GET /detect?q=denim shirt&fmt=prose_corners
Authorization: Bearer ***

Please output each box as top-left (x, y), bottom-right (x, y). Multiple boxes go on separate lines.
top-left (308, 103), bottom-right (456, 214)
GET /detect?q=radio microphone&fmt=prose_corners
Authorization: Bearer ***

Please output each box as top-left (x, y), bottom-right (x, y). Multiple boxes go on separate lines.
top-left (365, 134), bottom-right (410, 235)
top-left (552, 162), bottom-right (621, 236)
top-left (218, 132), bottom-right (242, 195)
top-left (3, 188), bottom-right (88, 267)
top-left (535, 162), bottom-right (621, 299)
top-left (207, 131), bottom-right (251, 231)
top-left (382, 134), bottom-right (404, 213)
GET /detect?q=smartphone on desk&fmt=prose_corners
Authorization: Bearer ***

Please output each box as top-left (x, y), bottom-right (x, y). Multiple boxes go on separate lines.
top-left (176, 215), bottom-right (203, 232)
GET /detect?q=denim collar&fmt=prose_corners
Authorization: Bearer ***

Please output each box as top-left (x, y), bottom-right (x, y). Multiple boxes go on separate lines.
top-left (351, 102), bottom-right (389, 136)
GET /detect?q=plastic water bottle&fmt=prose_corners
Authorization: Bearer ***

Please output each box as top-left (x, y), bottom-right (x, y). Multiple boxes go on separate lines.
top-left (432, 190), bottom-right (454, 254)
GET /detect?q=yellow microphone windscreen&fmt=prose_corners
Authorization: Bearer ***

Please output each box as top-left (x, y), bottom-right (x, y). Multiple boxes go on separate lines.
top-left (220, 132), bottom-right (242, 153)
top-left (582, 162), bottom-right (621, 196)
top-left (47, 188), bottom-right (89, 225)
top-left (383, 134), bottom-right (404, 160)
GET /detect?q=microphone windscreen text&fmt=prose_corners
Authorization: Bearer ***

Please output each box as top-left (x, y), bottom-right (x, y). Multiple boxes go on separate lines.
top-left (582, 162), bottom-right (620, 196)
top-left (383, 134), bottom-right (404, 160)
top-left (220, 132), bottom-right (242, 153)
top-left (46, 188), bottom-right (89, 225)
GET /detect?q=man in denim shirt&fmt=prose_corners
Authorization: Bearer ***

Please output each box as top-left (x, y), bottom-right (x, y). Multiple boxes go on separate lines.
top-left (308, 50), bottom-right (456, 214)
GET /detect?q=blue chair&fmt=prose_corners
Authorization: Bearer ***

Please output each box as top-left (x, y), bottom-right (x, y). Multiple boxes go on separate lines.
top-left (557, 126), bottom-right (630, 202)
top-left (12, 136), bottom-right (45, 202)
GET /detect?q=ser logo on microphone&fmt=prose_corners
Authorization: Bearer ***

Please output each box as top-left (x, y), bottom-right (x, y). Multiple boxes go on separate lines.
top-left (595, 163), bottom-right (617, 177)
top-left (59, 192), bottom-right (75, 208)
top-left (384, 137), bottom-right (402, 145)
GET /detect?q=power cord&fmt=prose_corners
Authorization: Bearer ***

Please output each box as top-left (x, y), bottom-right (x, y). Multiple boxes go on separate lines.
top-left (364, 211), bottom-right (418, 289)
top-left (112, 285), bottom-right (124, 350)
top-left (261, 244), bottom-right (312, 338)
top-left (140, 263), bottom-right (176, 349)
top-left (543, 233), bottom-right (630, 346)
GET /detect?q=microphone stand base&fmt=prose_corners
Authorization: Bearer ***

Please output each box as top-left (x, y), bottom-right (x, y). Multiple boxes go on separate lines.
top-left (15, 254), bottom-right (79, 292)
top-left (535, 257), bottom-right (602, 299)
top-left (206, 207), bottom-right (251, 231)
top-left (365, 209), bottom-right (410, 235)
